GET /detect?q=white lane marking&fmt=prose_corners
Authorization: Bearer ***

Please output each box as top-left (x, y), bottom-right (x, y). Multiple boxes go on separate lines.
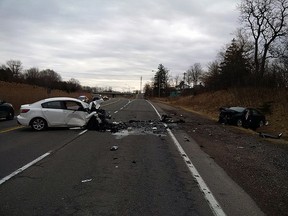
top-left (0, 152), bottom-right (51, 185)
top-left (148, 100), bottom-right (226, 216)
top-left (78, 129), bottom-right (87, 136)
top-left (113, 100), bottom-right (133, 114)
top-left (0, 128), bottom-right (88, 186)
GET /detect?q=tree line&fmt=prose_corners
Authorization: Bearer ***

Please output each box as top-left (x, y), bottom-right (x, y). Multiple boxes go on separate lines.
top-left (145, 0), bottom-right (288, 97)
top-left (0, 60), bottom-right (93, 93)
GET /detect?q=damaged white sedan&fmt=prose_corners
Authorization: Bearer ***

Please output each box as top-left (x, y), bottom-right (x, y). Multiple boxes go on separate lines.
top-left (17, 97), bottom-right (97, 131)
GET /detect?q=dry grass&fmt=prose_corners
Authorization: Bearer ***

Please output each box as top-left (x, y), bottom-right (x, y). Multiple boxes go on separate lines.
top-left (0, 81), bottom-right (93, 112)
top-left (165, 88), bottom-right (288, 143)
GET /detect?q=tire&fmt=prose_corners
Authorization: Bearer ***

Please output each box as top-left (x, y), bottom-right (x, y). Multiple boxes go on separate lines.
top-left (6, 110), bottom-right (14, 120)
top-left (30, 118), bottom-right (47, 131)
top-left (258, 120), bottom-right (264, 128)
top-left (236, 119), bottom-right (243, 127)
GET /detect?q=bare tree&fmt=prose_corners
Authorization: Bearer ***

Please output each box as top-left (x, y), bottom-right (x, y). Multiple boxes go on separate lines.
top-left (174, 74), bottom-right (180, 87)
top-left (39, 69), bottom-right (62, 89)
top-left (67, 78), bottom-right (81, 92)
top-left (24, 67), bottom-right (40, 85)
top-left (187, 63), bottom-right (203, 87)
top-left (6, 60), bottom-right (22, 78)
top-left (239, 0), bottom-right (288, 79)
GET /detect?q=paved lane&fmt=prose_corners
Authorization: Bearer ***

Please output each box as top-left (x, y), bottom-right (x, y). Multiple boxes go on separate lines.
top-left (0, 98), bottom-right (214, 215)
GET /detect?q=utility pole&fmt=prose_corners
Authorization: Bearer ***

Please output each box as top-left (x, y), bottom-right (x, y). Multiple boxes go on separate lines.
top-left (158, 74), bottom-right (160, 97)
top-left (140, 76), bottom-right (142, 94)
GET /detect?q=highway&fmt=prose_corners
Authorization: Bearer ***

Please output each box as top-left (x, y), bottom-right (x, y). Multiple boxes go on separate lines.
top-left (0, 98), bottom-right (263, 216)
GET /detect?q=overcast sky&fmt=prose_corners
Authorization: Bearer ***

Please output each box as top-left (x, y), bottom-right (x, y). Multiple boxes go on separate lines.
top-left (0, 0), bottom-right (240, 92)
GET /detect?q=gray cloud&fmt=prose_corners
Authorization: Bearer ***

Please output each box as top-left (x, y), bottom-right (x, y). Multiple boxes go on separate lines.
top-left (0, 0), bottom-right (241, 91)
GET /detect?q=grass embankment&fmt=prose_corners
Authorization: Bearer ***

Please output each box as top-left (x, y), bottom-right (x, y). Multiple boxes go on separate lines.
top-left (0, 81), bottom-right (93, 111)
top-left (162, 88), bottom-right (288, 143)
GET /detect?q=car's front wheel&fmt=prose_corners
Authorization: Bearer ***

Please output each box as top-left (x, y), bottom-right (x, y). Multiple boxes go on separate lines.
top-left (30, 118), bottom-right (47, 131)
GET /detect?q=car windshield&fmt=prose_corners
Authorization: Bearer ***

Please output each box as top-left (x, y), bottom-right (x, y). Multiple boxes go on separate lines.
top-left (229, 107), bottom-right (245, 112)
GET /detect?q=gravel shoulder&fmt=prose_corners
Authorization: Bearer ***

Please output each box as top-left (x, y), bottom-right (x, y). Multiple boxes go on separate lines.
top-left (155, 101), bottom-right (288, 216)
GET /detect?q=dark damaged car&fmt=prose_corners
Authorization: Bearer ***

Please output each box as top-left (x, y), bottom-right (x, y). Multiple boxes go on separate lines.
top-left (218, 106), bottom-right (267, 130)
top-left (0, 99), bottom-right (14, 120)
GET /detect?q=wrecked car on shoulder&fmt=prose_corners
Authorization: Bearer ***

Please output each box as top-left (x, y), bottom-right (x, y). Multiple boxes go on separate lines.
top-left (17, 97), bottom-right (106, 131)
top-left (218, 106), bottom-right (268, 130)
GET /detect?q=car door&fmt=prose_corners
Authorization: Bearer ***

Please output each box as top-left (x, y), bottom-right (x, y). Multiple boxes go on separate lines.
top-left (250, 109), bottom-right (263, 125)
top-left (64, 101), bottom-right (88, 127)
top-left (41, 101), bottom-right (67, 126)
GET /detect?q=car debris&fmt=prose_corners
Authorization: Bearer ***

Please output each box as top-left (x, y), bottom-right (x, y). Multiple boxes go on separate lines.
top-left (81, 178), bottom-right (92, 183)
top-left (85, 104), bottom-right (186, 138)
top-left (110, 146), bottom-right (119, 151)
top-left (259, 132), bottom-right (283, 139)
top-left (161, 114), bottom-right (185, 123)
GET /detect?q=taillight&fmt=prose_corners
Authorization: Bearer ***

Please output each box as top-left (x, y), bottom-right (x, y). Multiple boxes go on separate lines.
top-left (21, 109), bottom-right (30, 113)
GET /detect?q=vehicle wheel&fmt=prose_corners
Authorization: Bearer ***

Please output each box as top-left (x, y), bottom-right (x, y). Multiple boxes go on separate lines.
top-left (6, 111), bottom-right (14, 120)
top-left (259, 120), bottom-right (264, 128)
top-left (219, 115), bottom-right (228, 124)
top-left (30, 118), bottom-right (47, 131)
top-left (236, 119), bottom-right (243, 127)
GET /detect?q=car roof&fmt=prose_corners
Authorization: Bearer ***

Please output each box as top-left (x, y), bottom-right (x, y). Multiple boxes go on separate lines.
top-left (43, 97), bottom-right (81, 101)
top-left (32, 97), bottom-right (83, 105)
top-left (229, 107), bottom-right (246, 112)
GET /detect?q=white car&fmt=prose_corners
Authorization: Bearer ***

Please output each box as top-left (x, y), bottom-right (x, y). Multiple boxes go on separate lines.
top-left (17, 97), bottom-right (96, 131)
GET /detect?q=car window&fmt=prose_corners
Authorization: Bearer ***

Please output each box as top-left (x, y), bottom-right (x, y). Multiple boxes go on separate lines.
top-left (42, 101), bottom-right (64, 109)
top-left (252, 109), bottom-right (260, 115)
top-left (65, 101), bottom-right (83, 111)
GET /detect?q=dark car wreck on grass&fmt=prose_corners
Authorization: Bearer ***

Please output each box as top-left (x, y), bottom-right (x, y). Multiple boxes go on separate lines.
top-left (218, 106), bottom-right (268, 130)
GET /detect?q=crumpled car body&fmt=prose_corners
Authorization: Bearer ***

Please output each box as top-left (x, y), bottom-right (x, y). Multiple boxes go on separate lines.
top-left (218, 106), bottom-right (267, 130)
top-left (17, 97), bottom-right (99, 131)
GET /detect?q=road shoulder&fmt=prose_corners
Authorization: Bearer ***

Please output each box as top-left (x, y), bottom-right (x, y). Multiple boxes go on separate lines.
top-left (152, 101), bottom-right (288, 216)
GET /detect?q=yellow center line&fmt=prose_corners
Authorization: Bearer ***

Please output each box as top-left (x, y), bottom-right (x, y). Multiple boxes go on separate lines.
top-left (0, 125), bottom-right (25, 134)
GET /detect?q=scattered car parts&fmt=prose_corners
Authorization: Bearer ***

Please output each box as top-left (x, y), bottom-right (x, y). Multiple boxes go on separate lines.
top-left (259, 132), bottom-right (283, 139)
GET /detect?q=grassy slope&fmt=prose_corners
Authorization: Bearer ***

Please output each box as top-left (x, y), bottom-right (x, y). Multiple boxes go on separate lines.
top-left (0, 81), bottom-right (93, 111)
top-left (163, 88), bottom-right (288, 143)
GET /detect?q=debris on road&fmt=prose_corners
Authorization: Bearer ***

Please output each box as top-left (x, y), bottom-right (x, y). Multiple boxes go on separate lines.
top-left (161, 114), bottom-right (185, 123)
top-left (259, 132), bottom-right (283, 139)
top-left (110, 146), bottom-right (119, 151)
top-left (86, 106), bottom-right (186, 138)
top-left (81, 179), bottom-right (92, 183)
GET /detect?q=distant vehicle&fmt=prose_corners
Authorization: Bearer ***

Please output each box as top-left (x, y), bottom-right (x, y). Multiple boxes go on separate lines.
top-left (17, 97), bottom-right (96, 131)
top-left (0, 99), bottom-right (14, 120)
top-left (78, 95), bottom-right (89, 103)
top-left (103, 96), bottom-right (109, 101)
top-left (218, 106), bottom-right (267, 130)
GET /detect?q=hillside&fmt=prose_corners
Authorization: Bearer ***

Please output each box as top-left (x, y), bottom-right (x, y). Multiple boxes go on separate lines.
top-left (162, 88), bottom-right (288, 143)
top-left (0, 81), bottom-right (93, 111)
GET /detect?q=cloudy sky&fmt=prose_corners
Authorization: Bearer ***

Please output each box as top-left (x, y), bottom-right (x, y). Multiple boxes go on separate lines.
top-left (0, 0), bottom-right (240, 92)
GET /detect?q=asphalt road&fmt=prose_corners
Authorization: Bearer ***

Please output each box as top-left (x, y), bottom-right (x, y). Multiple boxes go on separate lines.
top-left (0, 98), bottom-right (263, 216)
